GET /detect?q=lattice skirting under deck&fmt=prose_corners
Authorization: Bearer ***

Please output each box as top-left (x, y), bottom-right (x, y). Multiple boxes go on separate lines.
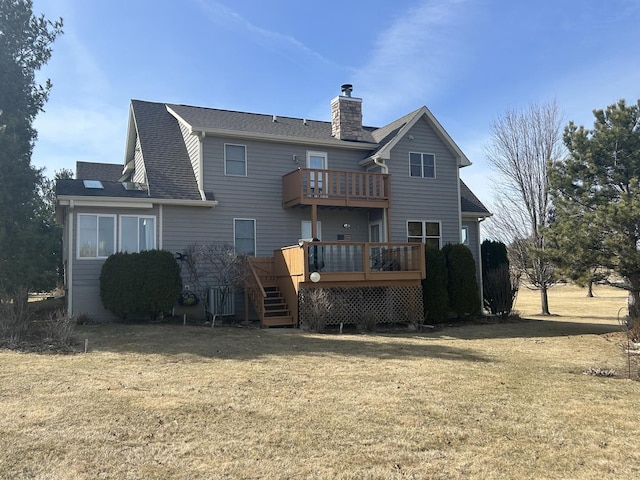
top-left (298, 285), bottom-right (424, 327)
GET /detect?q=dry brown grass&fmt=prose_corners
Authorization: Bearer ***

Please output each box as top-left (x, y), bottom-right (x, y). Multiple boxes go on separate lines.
top-left (1, 284), bottom-right (639, 479)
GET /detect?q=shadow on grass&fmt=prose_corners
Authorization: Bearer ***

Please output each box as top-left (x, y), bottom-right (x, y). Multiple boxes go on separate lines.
top-left (74, 323), bottom-right (493, 363)
top-left (425, 316), bottom-right (621, 340)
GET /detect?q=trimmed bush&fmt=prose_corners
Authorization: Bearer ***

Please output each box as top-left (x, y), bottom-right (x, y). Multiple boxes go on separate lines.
top-left (443, 243), bottom-right (481, 319)
top-left (422, 246), bottom-right (449, 323)
top-left (99, 252), bottom-right (138, 319)
top-left (100, 250), bottom-right (182, 320)
top-left (481, 240), bottom-right (518, 316)
top-left (137, 250), bottom-right (183, 320)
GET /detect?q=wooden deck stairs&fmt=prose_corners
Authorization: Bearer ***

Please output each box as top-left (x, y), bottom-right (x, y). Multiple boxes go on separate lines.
top-left (260, 285), bottom-right (295, 327)
top-left (245, 257), bottom-right (297, 328)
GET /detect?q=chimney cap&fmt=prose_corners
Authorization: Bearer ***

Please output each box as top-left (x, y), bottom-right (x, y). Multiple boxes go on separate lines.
top-left (341, 84), bottom-right (353, 97)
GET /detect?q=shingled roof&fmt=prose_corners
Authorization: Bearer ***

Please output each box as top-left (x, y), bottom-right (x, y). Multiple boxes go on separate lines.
top-left (167, 103), bottom-right (378, 145)
top-left (76, 161), bottom-right (123, 181)
top-left (131, 100), bottom-right (202, 200)
top-left (56, 179), bottom-right (151, 199)
top-left (460, 180), bottom-right (491, 216)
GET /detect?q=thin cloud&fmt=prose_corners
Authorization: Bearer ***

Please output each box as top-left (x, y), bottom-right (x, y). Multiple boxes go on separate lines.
top-left (354, 0), bottom-right (472, 123)
top-left (195, 0), bottom-right (337, 68)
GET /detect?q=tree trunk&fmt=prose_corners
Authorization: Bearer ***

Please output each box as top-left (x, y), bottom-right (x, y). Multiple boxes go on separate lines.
top-left (587, 279), bottom-right (594, 298)
top-left (540, 286), bottom-right (551, 315)
top-left (627, 274), bottom-right (640, 319)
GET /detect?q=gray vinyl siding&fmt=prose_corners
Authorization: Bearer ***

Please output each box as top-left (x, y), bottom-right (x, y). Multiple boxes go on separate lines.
top-left (462, 219), bottom-right (481, 271)
top-left (387, 117), bottom-right (461, 245)
top-left (133, 136), bottom-right (146, 184)
top-left (69, 205), bottom-right (160, 320)
top-left (179, 121), bottom-right (200, 186)
top-left (201, 136), bottom-right (372, 253)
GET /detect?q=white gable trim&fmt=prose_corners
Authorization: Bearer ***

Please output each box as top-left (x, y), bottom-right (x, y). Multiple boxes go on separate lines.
top-left (372, 106), bottom-right (471, 167)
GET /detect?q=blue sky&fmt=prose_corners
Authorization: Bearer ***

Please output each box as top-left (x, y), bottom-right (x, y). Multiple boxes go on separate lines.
top-left (32, 0), bottom-right (640, 206)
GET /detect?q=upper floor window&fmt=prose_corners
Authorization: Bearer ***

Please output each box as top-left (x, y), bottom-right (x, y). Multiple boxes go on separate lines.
top-left (77, 214), bottom-right (116, 259)
top-left (225, 144), bottom-right (247, 176)
top-left (120, 216), bottom-right (156, 253)
top-left (407, 220), bottom-right (441, 249)
top-left (234, 218), bottom-right (256, 256)
top-left (409, 152), bottom-right (435, 178)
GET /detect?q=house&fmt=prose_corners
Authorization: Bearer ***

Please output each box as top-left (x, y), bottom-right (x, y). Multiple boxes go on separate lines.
top-left (56, 85), bottom-right (491, 326)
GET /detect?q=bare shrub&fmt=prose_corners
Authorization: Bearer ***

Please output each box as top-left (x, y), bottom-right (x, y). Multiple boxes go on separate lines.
top-left (0, 288), bottom-right (31, 345)
top-left (357, 310), bottom-right (378, 332)
top-left (43, 309), bottom-right (75, 345)
top-left (300, 289), bottom-right (332, 332)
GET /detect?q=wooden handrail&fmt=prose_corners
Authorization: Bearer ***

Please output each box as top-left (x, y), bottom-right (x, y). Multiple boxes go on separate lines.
top-left (283, 168), bottom-right (390, 208)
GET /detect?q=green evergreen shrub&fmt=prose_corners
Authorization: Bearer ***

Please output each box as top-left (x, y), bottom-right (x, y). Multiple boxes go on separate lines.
top-left (422, 246), bottom-right (449, 323)
top-left (100, 250), bottom-right (182, 320)
top-left (443, 243), bottom-right (481, 319)
top-left (100, 252), bottom-right (138, 319)
top-left (137, 250), bottom-right (182, 320)
top-left (481, 240), bottom-right (519, 317)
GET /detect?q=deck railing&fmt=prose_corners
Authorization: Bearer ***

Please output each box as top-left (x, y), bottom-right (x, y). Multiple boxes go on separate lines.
top-left (294, 241), bottom-right (425, 282)
top-left (282, 168), bottom-right (390, 208)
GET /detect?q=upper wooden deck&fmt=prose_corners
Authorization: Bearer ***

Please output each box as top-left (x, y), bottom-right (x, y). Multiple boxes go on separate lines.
top-left (282, 168), bottom-right (390, 209)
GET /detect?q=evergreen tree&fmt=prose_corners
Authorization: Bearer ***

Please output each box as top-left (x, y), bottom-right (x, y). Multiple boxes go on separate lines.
top-left (442, 243), bottom-right (481, 319)
top-left (422, 246), bottom-right (449, 323)
top-left (0, 1), bottom-right (63, 301)
top-left (549, 99), bottom-right (640, 316)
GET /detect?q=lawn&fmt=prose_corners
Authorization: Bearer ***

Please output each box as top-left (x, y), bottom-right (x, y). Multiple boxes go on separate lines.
top-left (1, 284), bottom-right (639, 479)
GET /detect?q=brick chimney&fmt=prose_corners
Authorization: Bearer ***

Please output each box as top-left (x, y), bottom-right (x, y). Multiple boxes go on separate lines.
top-left (331, 84), bottom-right (363, 141)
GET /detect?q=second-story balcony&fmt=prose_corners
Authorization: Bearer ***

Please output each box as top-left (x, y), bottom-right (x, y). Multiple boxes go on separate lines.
top-left (282, 168), bottom-right (390, 209)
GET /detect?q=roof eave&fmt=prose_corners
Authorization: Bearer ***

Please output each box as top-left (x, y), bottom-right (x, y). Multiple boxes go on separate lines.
top-left (57, 195), bottom-right (218, 208)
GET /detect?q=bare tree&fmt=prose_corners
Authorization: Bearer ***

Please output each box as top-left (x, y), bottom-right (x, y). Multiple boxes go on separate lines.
top-left (484, 101), bottom-right (565, 315)
top-left (181, 242), bottom-right (248, 326)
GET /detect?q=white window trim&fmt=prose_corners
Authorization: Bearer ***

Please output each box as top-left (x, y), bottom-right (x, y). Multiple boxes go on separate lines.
top-left (76, 213), bottom-right (116, 260)
top-left (306, 151), bottom-right (328, 169)
top-left (119, 215), bottom-right (157, 253)
top-left (233, 218), bottom-right (256, 256)
top-left (409, 152), bottom-right (436, 179)
top-left (407, 220), bottom-right (442, 248)
top-left (224, 143), bottom-right (247, 177)
top-left (461, 225), bottom-right (469, 245)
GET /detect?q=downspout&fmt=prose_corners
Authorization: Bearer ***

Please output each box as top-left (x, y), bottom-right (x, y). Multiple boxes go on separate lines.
top-left (372, 156), bottom-right (389, 242)
top-left (477, 215), bottom-right (491, 314)
top-left (67, 203), bottom-right (74, 317)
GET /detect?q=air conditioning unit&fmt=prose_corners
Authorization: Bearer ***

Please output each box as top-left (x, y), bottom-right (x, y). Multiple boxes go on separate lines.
top-left (208, 286), bottom-right (235, 316)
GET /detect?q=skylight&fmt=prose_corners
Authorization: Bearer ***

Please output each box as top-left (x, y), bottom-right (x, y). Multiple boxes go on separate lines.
top-left (83, 180), bottom-right (104, 189)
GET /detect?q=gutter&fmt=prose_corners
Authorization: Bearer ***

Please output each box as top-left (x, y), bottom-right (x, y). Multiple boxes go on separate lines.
top-left (57, 196), bottom-right (218, 208)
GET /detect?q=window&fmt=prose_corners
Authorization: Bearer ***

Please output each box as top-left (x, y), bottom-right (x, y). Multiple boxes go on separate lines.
top-left (234, 219), bottom-right (256, 256)
top-left (409, 152), bottom-right (435, 178)
top-left (407, 221), bottom-right (441, 249)
top-left (120, 216), bottom-right (156, 253)
top-left (225, 144), bottom-right (247, 176)
top-left (301, 220), bottom-right (322, 241)
top-left (77, 214), bottom-right (115, 258)
top-left (461, 226), bottom-right (469, 245)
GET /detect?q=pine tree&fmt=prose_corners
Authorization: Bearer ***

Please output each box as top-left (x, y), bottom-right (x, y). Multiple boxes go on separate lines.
top-left (0, 0), bottom-right (63, 300)
top-left (550, 99), bottom-right (640, 316)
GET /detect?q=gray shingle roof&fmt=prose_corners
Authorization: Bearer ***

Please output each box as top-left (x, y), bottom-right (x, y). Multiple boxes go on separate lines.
top-left (167, 103), bottom-right (378, 144)
top-left (131, 100), bottom-right (201, 200)
top-left (76, 162), bottom-right (123, 181)
top-left (460, 180), bottom-right (491, 215)
top-left (56, 179), bottom-right (151, 199)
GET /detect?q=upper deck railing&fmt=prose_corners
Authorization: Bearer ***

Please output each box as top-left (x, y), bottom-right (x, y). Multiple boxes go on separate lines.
top-left (282, 168), bottom-right (390, 208)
